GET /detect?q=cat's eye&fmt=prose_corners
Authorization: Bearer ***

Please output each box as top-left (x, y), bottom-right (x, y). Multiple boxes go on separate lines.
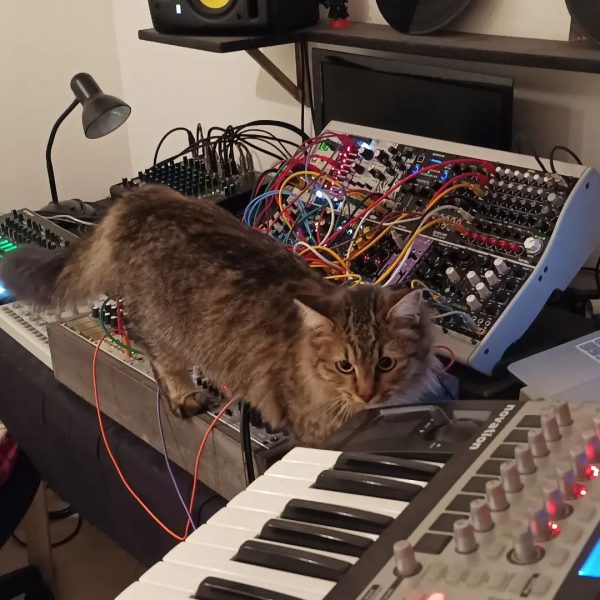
top-left (335, 360), bottom-right (354, 374)
top-left (377, 356), bottom-right (396, 372)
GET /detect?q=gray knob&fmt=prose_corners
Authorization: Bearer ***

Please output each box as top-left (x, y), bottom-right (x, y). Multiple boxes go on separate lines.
top-left (547, 192), bottom-right (565, 207)
top-left (582, 429), bottom-right (600, 463)
top-left (570, 446), bottom-right (590, 481)
top-left (467, 294), bottom-right (482, 312)
top-left (529, 502), bottom-right (551, 541)
top-left (446, 267), bottom-right (460, 284)
top-left (484, 270), bottom-right (500, 287)
top-left (470, 498), bottom-right (494, 532)
top-left (501, 461), bottom-right (523, 493)
top-left (554, 401), bottom-right (573, 427)
top-left (528, 429), bottom-right (549, 458)
top-left (475, 282), bottom-right (490, 299)
top-left (494, 258), bottom-right (509, 276)
top-left (486, 479), bottom-right (509, 512)
top-left (393, 540), bottom-right (421, 578)
top-left (541, 413), bottom-right (561, 442)
top-left (454, 519), bottom-right (478, 554)
top-left (514, 170), bottom-right (525, 181)
top-left (544, 484), bottom-right (567, 520)
top-left (515, 445), bottom-right (536, 475)
top-left (524, 237), bottom-right (543, 256)
top-left (557, 464), bottom-right (577, 500)
top-left (467, 271), bottom-right (481, 287)
top-left (511, 524), bottom-right (541, 565)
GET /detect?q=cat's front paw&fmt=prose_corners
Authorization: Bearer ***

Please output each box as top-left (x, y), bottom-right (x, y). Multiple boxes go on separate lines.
top-left (169, 390), bottom-right (213, 419)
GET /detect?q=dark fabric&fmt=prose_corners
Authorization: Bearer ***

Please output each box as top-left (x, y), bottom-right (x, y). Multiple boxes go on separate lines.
top-left (0, 329), bottom-right (226, 567)
top-left (0, 567), bottom-right (55, 600)
top-left (0, 451), bottom-right (40, 546)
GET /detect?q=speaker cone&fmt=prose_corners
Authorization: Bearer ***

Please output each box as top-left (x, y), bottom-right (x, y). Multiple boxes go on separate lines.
top-left (376, 0), bottom-right (472, 35)
top-left (566, 0), bottom-right (600, 45)
top-left (196, 0), bottom-right (234, 14)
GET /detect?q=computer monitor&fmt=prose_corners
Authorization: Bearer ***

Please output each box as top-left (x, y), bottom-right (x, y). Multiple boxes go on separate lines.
top-left (312, 48), bottom-right (514, 151)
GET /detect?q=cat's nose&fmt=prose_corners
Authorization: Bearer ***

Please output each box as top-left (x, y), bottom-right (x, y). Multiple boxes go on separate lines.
top-left (357, 384), bottom-right (375, 403)
top-left (359, 392), bottom-right (375, 403)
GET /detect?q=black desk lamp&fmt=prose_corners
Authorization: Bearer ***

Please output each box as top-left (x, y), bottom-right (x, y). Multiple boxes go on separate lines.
top-left (40, 73), bottom-right (131, 218)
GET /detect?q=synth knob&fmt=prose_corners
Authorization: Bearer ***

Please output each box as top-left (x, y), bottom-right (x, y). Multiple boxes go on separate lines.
top-left (544, 484), bottom-right (569, 520)
top-left (582, 429), bottom-right (600, 463)
top-left (393, 540), bottom-right (421, 578)
top-left (524, 172), bottom-right (534, 183)
top-left (358, 147), bottom-right (374, 161)
top-left (524, 237), bottom-right (543, 256)
top-left (515, 445), bottom-right (536, 475)
top-left (375, 149), bottom-right (389, 165)
top-left (453, 519), bottom-right (478, 554)
top-left (554, 401), bottom-right (573, 427)
top-left (484, 270), bottom-right (500, 287)
top-left (493, 258), bottom-right (509, 276)
top-left (470, 498), bottom-right (494, 532)
top-left (533, 173), bottom-right (544, 186)
top-left (467, 270), bottom-right (481, 286)
top-left (547, 192), bottom-right (565, 208)
top-left (466, 294), bottom-right (482, 313)
top-left (529, 502), bottom-right (552, 541)
top-left (500, 461), bottom-right (523, 493)
top-left (557, 464), bottom-right (577, 500)
top-left (570, 446), bottom-right (591, 481)
top-left (446, 267), bottom-right (460, 284)
top-left (388, 145), bottom-right (398, 155)
top-left (528, 429), bottom-right (550, 458)
top-left (510, 523), bottom-right (542, 565)
top-left (486, 479), bottom-right (509, 512)
top-left (541, 412), bottom-right (561, 442)
top-left (514, 170), bottom-right (525, 181)
top-left (475, 282), bottom-right (490, 299)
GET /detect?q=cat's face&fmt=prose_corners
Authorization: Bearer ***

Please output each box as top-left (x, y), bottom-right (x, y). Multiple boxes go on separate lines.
top-left (295, 287), bottom-right (432, 419)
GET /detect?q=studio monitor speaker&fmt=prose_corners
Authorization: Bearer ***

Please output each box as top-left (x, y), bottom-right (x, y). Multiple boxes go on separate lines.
top-left (376, 0), bottom-right (472, 35)
top-left (149, 0), bottom-right (320, 35)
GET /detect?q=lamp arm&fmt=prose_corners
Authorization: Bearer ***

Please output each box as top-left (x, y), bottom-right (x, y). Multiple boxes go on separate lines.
top-left (46, 99), bottom-right (79, 204)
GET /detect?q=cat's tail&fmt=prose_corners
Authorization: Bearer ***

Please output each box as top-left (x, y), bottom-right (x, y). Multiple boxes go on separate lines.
top-left (0, 220), bottom-right (114, 308)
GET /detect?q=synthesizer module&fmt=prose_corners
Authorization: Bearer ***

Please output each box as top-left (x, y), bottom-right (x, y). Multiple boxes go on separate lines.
top-left (256, 121), bottom-right (600, 374)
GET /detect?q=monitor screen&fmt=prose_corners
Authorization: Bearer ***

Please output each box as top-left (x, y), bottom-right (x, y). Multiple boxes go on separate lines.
top-left (313, 49), bottom-right (514, 151)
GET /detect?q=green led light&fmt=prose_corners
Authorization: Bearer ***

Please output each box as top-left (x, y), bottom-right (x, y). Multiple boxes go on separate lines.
top-left (318, 141), bottom-right (332, 151)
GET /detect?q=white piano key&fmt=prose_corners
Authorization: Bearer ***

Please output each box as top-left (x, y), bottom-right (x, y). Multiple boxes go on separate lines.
top-left (248, 475), bottom-right (406, 516)
top-left (282, 448), bottom-right (342, 466)
top-left (187, 523), bottom-right (252, 550)
top-left (164, 544), bottom-right (333, 598)
top-left (227, 491), bottom-right (378, 540)
top-left (115, 582), bottom-right (191, 600)
top-left (266, 460), bottom-right (427, 487)
top-left (142, 561), bottom-right (321, 600)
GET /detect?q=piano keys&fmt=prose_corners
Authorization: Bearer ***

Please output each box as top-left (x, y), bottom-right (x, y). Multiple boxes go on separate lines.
top-left (116, 448), bottom-right (443, 600)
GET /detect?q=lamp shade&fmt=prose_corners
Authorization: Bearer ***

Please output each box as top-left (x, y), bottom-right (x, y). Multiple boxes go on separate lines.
top-left (70, 73), bottom-right (131, 139)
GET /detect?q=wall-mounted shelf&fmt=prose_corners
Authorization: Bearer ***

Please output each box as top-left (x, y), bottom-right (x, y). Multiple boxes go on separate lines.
top-left (139, 22), bottom-right (600, 74)
top-left (139, 21), bottom-right (600, 105)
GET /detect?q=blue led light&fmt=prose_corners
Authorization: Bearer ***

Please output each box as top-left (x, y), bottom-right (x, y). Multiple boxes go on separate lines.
top-left (360, 142), bottom-right (370, 149)
top-left (579, 539), bottom-right (600, 578)
top-left (440, 170), bottom-right (450, 182)
top-left (316, 191), bottom-right (324, 199)
top-left (430, 159), bottom-right (443, 164)
top-left (411, 165), bottom-right (421, 174)
top-left (0, 286), bottom-right (5, 296)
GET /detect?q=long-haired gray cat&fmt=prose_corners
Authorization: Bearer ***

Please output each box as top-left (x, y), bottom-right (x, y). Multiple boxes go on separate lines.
top-left (1, 185), bottom-right (435, 445)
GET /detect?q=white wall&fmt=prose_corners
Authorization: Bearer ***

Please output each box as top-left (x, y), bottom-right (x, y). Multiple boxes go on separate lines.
top-left (111, 0), bottom-right (299, 172)
top-left (0, 0), bottom-right (132, 214)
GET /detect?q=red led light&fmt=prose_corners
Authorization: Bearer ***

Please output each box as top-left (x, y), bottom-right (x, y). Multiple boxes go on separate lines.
top-left (488, 237), bottom-right (498, 246)
top-left (550, 522), bottom-right (561, 536)
top-left (576, 484), bottom-right (588, 498)
top-left (591, 465), bottom-right (599, 478)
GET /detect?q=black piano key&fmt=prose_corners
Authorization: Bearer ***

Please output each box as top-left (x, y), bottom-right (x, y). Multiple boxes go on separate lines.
top-left (259, 518), bottom-right (371, 557)
top-left (194, 577), bottom-right (302, 600)
top-left (334, 453), bottom-right (440, 482)
top-left (313, 469), bottom-right (421, 502)
top-left (233, 540), bottom-right (351, 582)
top-left (281, 499), bottom-right (392, 534)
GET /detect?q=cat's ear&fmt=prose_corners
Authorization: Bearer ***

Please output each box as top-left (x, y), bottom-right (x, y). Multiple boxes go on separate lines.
top-left (294, 297), bottom-right (334, 331)
top-left (386, 290), bottom-right (423, 324)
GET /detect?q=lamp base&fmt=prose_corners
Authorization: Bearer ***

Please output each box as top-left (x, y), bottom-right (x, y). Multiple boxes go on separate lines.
top-left (38, 199), bottom-right (97, 219)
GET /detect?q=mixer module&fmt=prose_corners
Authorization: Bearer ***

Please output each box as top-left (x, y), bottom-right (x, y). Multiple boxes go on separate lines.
top-left (110, 154), bottom-right (258, 215)
top-left (251, 121), bottom-right (600, 374)
top-left (0, 209), bottom-right (81, 367)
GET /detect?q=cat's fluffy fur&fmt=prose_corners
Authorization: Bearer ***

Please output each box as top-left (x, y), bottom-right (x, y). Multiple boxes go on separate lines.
top-left (1, 185), bottom-right (435, 445)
